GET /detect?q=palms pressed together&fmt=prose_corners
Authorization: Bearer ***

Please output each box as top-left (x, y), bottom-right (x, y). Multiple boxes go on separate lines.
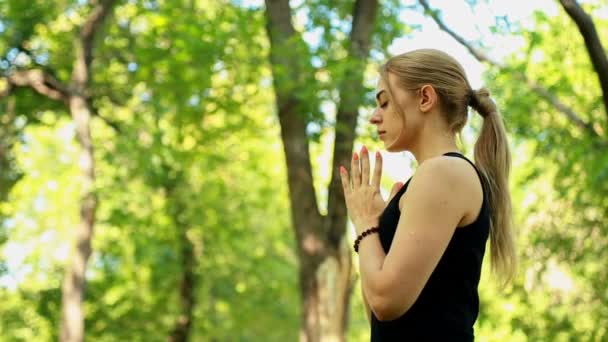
top-left (340, 146), bottom-right (403, 235)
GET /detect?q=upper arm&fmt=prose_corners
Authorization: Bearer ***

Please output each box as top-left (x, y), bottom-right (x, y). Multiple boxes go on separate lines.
top-left (369, 157), bottom-right (472, 320)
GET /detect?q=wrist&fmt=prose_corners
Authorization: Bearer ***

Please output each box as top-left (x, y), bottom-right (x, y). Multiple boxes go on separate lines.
top-left (355, 219), bottom-right (379, 235)
top-left (353, 226), bottom-right (380, 253)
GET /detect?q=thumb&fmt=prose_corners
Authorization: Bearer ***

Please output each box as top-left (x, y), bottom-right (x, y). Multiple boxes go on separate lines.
top-left (387, 182), bottom-right (404, 203)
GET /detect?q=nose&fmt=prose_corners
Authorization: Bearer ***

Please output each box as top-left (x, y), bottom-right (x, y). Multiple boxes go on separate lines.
top-left (369, 108), bottom-right (382, 125)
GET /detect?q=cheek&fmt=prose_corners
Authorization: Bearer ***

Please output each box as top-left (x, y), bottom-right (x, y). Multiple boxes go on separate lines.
top-left (400, 105), bottom-right (421, 129)
top-left (389, 109), bottom-right (406, 132)
top-left (387, 107), bottom-right (403, 124)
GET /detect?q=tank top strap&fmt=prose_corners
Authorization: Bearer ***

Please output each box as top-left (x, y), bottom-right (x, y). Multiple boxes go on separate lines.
top-left (442, 152), bottom-right (477, 172)
top-left (442, 152), bottom-right (489, 203)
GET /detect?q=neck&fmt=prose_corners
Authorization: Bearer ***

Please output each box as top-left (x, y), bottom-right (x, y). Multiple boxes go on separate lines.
top-left (410, 129), bottom-right (459, 165)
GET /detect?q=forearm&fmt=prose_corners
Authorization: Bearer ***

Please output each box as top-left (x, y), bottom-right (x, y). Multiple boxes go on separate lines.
top-left (357, 229), bottom-right (388, 308)
top-left (361, 285), bottom-right (371, 324)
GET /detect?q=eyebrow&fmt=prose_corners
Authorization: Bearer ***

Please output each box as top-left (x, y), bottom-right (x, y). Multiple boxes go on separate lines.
top-left (375, 90), bottom-right (386, 102)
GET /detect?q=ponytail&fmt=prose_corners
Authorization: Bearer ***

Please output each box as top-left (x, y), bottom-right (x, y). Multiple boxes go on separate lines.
top-left (380, 49), bottom-right (517, 285)
top-left (470, 88), bottom-right (517, 285)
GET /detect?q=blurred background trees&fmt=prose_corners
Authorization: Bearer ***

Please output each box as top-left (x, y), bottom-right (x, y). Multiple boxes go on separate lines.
top-left (0, 0), bottom-right (606, 341)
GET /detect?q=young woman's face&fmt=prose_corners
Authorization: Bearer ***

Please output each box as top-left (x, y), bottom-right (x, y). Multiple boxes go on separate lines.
top-left (368, 73), bottom-right (424, 152)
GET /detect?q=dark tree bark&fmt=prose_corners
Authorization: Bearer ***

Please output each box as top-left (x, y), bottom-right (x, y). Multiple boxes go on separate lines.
top-left (264, 0), bottom-right (378, 340)
top-left (166, 179), bottom-right (197, 342)
top-left (559, 0), bottom-right (608, 119)
top-left (168, 230), bottom-right (196, 342)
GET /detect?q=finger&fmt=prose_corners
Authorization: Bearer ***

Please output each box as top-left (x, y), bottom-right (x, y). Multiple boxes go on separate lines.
top-left (351, 152), bottom-right (361, 189)
top-left (360, 146), bottom-right (370, 186)
top-left (339, 166), bottom-right (351, 195)
top-left (388, 182), bottom-right (404, 203)
top-left (371, 151), bottom-right (382, 188)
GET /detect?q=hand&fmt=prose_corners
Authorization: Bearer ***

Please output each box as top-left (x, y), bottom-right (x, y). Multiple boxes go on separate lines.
top-left (340, 146), bottom-right (403, 235)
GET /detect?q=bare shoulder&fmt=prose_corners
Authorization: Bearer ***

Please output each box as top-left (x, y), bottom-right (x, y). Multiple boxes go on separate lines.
top-left (419, 155), bottom-right (474, 180)
top-left (403, 155), bottom-right (475, 195)
top-left (399, 155), bottom-right (483, 225)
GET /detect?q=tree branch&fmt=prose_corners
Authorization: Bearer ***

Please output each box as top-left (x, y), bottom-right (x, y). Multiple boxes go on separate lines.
top-left (2, 69), bottom-right (70, 101)
top-left (420, 0), bottom-right (497, 65)
top-left (419, 0), bottom-right (604, 141)
top-left (72, 0), bottom-right (117, 88)
top-left (559, 0), bottom-right (608, 120)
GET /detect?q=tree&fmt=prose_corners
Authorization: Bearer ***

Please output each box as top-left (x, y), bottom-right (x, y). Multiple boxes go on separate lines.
top-left (1, 2), bottom-right (300, 340)
top-left (82, 1), bottom-right (296, 340)
top-left (263, 0), bottom-right (406, 339)
top-left (1, 1), bottom-right (117, 341)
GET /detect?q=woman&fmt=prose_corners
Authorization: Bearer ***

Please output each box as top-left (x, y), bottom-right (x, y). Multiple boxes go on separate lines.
top-left (339, 49), bottom-right (516, 341)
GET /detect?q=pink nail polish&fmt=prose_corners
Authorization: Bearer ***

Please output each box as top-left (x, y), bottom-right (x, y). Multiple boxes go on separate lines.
top-left (362, 146), bottom-right (367, 154)
top-left (353, 152), bottom-right (358, 160)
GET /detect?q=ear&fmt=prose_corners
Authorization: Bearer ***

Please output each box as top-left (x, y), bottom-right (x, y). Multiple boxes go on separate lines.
top-left (418, 84), bottom-right (437, 113)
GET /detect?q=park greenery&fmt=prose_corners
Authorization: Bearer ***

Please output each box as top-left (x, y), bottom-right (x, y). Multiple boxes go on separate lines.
top-left (0, 0), bottom-right (607, 341)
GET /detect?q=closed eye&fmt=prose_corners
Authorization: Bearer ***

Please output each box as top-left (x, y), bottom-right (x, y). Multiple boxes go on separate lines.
top-left (380, 102), bottom-right (388, 109)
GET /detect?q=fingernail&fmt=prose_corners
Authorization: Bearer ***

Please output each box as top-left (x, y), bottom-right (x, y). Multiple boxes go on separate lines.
top-left (398, 182), bottom-right (404, 188)
top-left (361, 146), bottom-right (367, 154)
top-left (340, 166), bottom-right (346, 174)
top-left (353, 152), bottom-right (358, 160)
top-left (376, 151), bottom-right (380, 158)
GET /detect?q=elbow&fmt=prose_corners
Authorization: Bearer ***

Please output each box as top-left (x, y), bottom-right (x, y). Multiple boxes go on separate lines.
top-left (368, 289), bottom-right (414, 322)
top-left (370, 300), bottom-right (409, 322)
top-left (370, 306), bottom-right (397, 322)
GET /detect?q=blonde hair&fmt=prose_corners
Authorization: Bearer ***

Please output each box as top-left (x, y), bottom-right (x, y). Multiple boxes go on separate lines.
top-left (379, 49), bottom-right (516, 284)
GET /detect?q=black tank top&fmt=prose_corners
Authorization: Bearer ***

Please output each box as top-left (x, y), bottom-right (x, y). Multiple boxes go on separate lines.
top-left (370, 152), bottom-right (491, 341)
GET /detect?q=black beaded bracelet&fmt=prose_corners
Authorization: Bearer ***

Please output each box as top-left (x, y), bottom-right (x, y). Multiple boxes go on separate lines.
top-left (354, 226), bottom-right (380, 253)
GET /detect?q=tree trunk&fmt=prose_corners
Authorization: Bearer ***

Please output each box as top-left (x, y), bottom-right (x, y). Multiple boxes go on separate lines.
top-left (168, 231), bottom-right (196, 342)
top-left (0, 97), bottom-right (21, 203)
top-left (167, 183), bottom-right (197, 342)
top-left (0, 2), bottom-right (116, 340)
top-left (60, 95), bottom-right (97, 342)
top-left (264, 0), bottom-right (378, 340)
top-left (59, 1), bottom-right (116, 341)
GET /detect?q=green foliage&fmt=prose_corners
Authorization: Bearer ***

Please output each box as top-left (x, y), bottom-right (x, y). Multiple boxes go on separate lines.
top-left (476, 4), bottom-right (608, 341)
top-left (2, 0), bottom-right (607, 340)
top-left (0, 118), bottom-right (79, 342)
top-left (1, 1), bottom-right (299, 340)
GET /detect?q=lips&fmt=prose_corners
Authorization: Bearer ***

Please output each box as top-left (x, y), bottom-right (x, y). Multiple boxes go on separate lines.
top-left (378, 130), bottom-right (386, 136)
